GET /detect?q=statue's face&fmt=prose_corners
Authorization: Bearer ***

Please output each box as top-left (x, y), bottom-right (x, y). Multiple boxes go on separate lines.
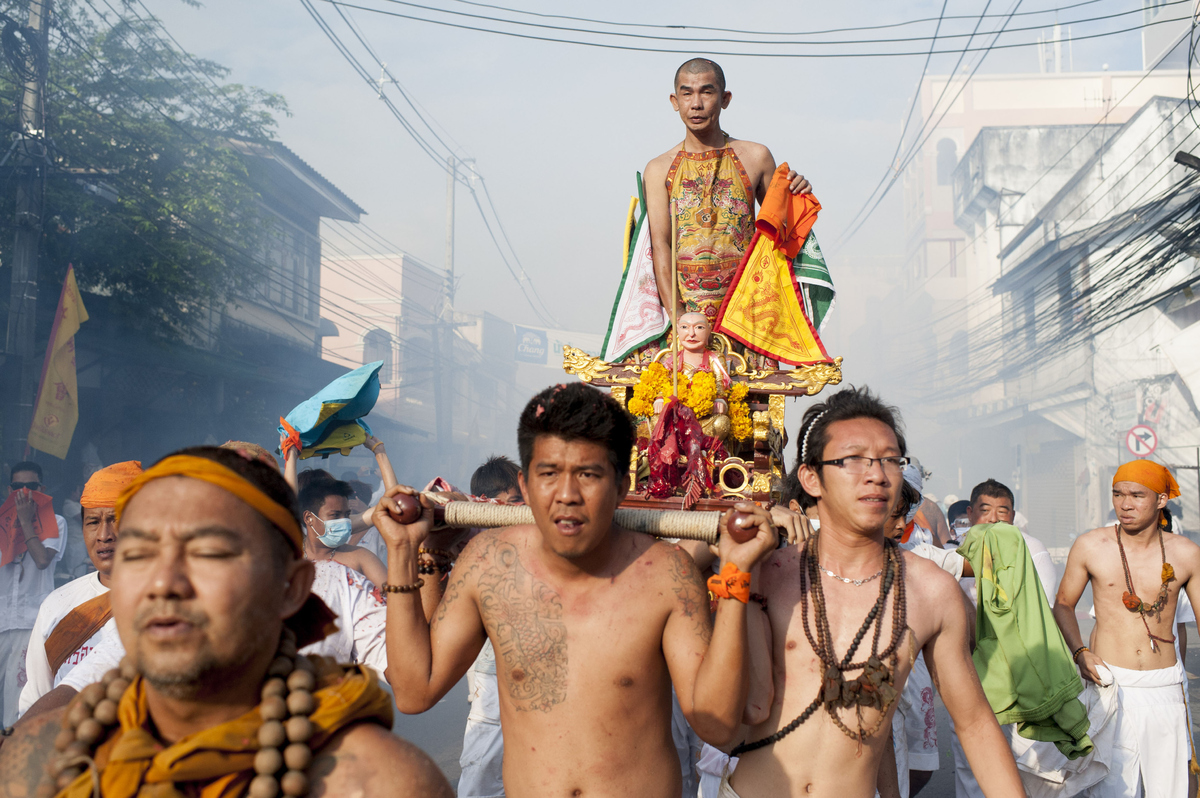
top-left (679, 313), bottom-right (711, 354)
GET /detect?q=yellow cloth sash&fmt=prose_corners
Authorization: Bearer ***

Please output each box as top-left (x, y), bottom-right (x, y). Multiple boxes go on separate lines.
top-left (56, 658), bottom-right (393, 798)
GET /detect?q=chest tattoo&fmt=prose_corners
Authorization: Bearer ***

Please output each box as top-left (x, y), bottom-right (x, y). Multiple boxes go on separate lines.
top-left (477, 541), bottom-right (568, 712)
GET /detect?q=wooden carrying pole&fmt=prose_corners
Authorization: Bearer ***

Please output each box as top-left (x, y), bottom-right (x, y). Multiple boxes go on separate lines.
top-left (431, 501), bottom-right (721, 544)
top-left (670, 198), bottom-right (679, 397)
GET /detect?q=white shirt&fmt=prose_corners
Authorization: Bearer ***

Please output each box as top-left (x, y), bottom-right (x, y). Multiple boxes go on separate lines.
top-left (62, 560), bottom-right (390, 691)
top-left (0, 514), bottom-right (67, 633)
top-left (17, 571), bottom-right (111, 716)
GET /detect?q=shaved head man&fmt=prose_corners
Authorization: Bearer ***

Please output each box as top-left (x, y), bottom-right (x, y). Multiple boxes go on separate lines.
top-left (0, 447), bottom-right (450, 798)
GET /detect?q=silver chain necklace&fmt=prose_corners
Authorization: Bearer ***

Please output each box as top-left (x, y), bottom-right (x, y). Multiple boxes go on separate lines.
top-left (820, 564), bottom-right (884, 587)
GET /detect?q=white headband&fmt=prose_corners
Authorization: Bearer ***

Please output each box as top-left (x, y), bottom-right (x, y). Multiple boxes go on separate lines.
top-left (799, 410), bottom-right (829, 466)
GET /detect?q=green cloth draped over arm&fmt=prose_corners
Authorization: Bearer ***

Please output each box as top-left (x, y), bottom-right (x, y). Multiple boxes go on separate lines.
top-left (959, 523), bottom-right (1093, 759)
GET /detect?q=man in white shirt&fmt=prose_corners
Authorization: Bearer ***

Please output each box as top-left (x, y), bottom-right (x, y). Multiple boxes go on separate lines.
top-left (0, 462), bottom-right (67, 726)
top-left (17, 461), bottom-right (142, 716)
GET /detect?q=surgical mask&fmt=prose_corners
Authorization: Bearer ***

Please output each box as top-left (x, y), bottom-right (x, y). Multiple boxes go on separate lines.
top-left (313, 516), bottom-right (353, 548)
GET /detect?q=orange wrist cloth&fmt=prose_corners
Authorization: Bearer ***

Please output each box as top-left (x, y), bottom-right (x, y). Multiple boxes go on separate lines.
top-left (708, 562), bottom-right (752, 603)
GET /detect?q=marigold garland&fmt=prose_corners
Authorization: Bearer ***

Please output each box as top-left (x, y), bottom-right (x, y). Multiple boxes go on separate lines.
top-left (629, 362), bottom-right (752, 441)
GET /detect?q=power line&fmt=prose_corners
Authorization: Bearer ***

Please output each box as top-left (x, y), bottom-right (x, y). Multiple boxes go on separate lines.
top-left (300, 0), bottom-right (560, 325)
top-left (444, 0), bottom-right (1112, 37)
top-left (342, 0), bottom-right (1180, 47)
top-left (319, 0), bottom-right (1189, 59)
top-left (836, 0), bottom-right (1028, 248)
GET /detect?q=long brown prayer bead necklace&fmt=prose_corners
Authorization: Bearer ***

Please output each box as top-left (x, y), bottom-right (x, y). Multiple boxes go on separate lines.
top-left (1116, 523), bottom-right (1176, 653)
top-left (732, 533), bottom-right (906, 756)
top-left (40, 627), bottom-right (319, 798)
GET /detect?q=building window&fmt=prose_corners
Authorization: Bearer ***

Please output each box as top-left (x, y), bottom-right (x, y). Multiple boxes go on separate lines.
top-left (936, 139), bottom-right (957, 186)
top-left (363, 329), bottom-right (393, 383)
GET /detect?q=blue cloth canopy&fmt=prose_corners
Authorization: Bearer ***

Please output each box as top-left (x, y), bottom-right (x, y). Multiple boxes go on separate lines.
top-left (278, 361), bottom-right (383, 454)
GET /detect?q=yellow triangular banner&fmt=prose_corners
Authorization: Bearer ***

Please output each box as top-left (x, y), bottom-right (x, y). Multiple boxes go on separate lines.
top-left (28, 267), bottom-right (89, 459)
top-left (716, 231), bottom-right (830, 366)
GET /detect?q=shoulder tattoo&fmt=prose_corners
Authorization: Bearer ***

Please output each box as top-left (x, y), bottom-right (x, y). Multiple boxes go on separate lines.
top-left (476, 539), bottom-right (568, 712)
top-left (0, 716), bottom-right (60, 798)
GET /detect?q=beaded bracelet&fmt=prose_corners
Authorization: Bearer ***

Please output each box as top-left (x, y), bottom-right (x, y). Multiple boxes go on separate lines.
top-left (417, 558), bottom-right (438, 576)
top-left (382, 579), bottom-right (425, 593)
top-left (1072, 645), bottom-right (1090, 662)
top-left (419, 547), bottom-right (454, 561)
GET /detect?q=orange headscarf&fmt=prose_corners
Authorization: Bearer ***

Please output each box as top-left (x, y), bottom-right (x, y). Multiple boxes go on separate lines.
top-left (81, 461), bottom-right (143, 509)
top-left (113, 454), bottom-right (337, 648)
top-left (115, 455), bottom-right (302, 553)
top-left (1113, 460), bottom-right (1180, 499)
top-left (56, 658), bottom-right (393, 798)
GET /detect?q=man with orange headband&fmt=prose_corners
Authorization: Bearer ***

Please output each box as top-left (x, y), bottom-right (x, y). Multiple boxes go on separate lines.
top-left (16, 462), bottom-right (142, 717)
top-left (0, 446), bottom-right (451, 798)
top-left (1054, 459), bottom-right (1200, 798)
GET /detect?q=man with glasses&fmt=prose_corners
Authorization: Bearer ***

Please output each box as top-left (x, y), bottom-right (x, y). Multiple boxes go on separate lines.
top-left (728, 387), bottom-right (1022, 798)
top-left (0, 462), bottom-right (68, 726)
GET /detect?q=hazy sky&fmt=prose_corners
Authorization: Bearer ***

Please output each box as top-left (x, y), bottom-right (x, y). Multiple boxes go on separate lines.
top-left (148, 0), bottom-right (1144, 355)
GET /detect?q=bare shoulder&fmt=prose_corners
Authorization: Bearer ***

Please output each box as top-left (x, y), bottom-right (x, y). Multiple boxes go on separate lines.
top-left (903, 550), bottom-right (965, 607)
top-left (311, 721), bottom-right (453, 797)
top-left (729, 137), bottom-right (774, 168)
top-left (1166, 530), bottom-right (1200, 567)
top-left (649, 537), bottom-right (707, 585)
top-left (644, 149), bottom-right (677, 186)
top-left (1069, 527), bottom-right (1111, 559)
top-left (759, 544), bottom-right (800, 594)
top-left (0, 707), bottom-right (63, 798)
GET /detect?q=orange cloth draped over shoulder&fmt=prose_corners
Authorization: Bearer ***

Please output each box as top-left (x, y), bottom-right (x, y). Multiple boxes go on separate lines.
top-left (56, 658), bottom-right (393, 798)
top-left (1113, 460), bottom-right (1180, 499)
top-left (113, 454), bottom-right (337, 648)
top-left (81, 461), bottom-right (143, 509)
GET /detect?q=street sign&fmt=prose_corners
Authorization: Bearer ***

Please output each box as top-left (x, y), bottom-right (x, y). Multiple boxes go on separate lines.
top-left (1126, 424), bottom-right (1159, 458)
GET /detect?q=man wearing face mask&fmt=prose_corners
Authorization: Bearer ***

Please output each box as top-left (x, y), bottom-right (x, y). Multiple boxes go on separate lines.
top-left (16, 461), bottom-right (142, 716)
top-left (298, 473), bottom-right (387, 589)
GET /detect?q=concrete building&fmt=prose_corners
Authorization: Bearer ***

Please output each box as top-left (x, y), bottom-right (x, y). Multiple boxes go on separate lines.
top-left (894, 14), bottom-right (1200, 552)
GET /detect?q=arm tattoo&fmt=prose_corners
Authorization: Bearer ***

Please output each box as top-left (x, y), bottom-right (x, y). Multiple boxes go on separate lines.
top-left (476, 539), bottom-right (568, 712)
top-left (667, 545), bottom-right (713, 645)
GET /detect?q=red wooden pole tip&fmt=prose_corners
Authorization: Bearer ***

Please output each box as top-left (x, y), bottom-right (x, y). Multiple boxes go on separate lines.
top-left (391, 493), bottom-right (422, 525)
top-left (727, 510), bottom-right (759, 544)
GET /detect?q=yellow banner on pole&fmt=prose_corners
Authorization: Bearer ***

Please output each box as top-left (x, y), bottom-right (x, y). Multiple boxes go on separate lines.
top-left (27, 266), bottom-right (89, 459)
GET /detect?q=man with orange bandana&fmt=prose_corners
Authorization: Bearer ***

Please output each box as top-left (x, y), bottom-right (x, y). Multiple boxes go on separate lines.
top-left (644, 59), bottom-right (812, 326)
top-left (16, 462), bottom-right (142, 716)
top-left (0, 446), bottom-right (450, 798)
top-left (1054, 460), bottom-right (1200, 798)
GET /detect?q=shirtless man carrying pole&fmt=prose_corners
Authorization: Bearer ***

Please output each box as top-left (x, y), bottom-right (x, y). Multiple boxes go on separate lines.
top-left (729, 386), bottom-right (1025, 798)
top-left (1053, 460), bottom-right (1200, 797)
top-left (378, 382), bottom-right (779, 798)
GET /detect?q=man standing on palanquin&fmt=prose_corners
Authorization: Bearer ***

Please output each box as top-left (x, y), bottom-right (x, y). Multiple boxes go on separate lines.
top-left (643, 58), bottom-right (813, 335)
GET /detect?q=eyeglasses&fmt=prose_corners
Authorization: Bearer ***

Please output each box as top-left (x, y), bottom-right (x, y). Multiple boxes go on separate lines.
top-left (817, 456), bottom-right (910, 475)
top-left (10, 481), bottom-right (39, 491)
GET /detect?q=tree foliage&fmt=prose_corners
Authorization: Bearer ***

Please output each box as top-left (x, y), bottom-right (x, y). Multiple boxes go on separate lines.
top-left (0, 0), bottom-right (287, 338)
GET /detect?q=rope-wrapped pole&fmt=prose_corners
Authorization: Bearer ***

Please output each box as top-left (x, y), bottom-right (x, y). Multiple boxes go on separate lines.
top-left (437, 501), bottom-right (721, 544)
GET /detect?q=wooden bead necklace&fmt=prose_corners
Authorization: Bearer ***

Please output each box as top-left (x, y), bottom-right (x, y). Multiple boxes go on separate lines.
top-left (732, 533), bottom-right (906, 756)
top-left (40, 627), bottom-right (319, 798)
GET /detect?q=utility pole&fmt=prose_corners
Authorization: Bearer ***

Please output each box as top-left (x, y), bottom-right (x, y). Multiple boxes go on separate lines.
top-left (432, 156), bottom-right (455, 472)
top-left (4, 0), bottom-right (51, 466)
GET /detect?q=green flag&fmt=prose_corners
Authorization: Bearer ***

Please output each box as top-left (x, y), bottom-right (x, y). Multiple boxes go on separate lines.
top-left (794, 231), bottom-right (835, 332)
